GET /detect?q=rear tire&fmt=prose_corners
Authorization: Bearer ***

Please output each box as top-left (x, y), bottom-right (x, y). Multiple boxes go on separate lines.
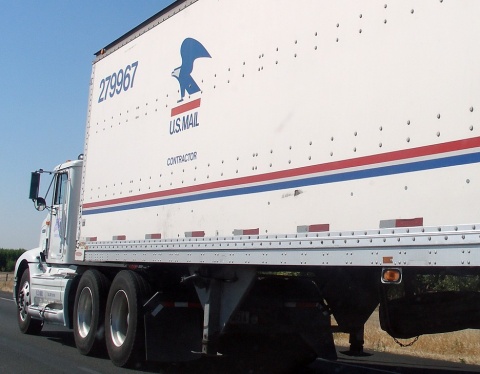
top-left (73, 269), bottom-right (111, 355)
top-left (105, 270), bottom-right (151, 367)
top-left (17, 269), bottom-right (43, 335)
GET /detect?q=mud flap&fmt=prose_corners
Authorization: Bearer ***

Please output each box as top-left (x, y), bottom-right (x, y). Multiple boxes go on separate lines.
top-left (144, 292), bottom-right (203, 362)
top-left (286, 307), bottom-right (337, 360)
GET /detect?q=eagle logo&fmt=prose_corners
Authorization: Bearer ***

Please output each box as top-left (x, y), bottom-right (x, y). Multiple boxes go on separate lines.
top-left (172, 38), bottom-right (211, 103)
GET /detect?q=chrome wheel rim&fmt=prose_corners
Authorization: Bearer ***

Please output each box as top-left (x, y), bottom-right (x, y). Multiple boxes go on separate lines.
top-left (18, 280), bottom-right (30, 321)
top-left (77, 287), bottom-right (93, 338)
top-left (110, 290), bottom-right (129, 347)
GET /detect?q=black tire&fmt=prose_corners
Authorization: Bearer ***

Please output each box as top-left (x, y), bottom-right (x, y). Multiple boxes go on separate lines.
top-left (105, 270), bottom-right (151, 367)
top-left (17, 269), bottom-right (43, 335)
top-left (73, 269), bottom-right (111, 355)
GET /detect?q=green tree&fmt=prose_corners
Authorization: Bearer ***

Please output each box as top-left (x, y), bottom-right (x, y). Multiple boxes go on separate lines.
top-left (0, 249), bottom-right (25, 272)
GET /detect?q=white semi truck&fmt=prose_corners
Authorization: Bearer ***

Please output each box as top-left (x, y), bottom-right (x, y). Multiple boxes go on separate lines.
top-left (15, 0), bottom-right (480, 368)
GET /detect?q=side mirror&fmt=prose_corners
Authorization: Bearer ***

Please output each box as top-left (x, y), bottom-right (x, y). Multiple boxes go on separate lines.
top-left (29, 171), bottom-right (47, 211)
top-left (29, 172), bottom-right (41, 200)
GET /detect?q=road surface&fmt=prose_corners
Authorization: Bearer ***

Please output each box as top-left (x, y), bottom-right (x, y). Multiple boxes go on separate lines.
top-left (1, 291), bottom-right (478, 373)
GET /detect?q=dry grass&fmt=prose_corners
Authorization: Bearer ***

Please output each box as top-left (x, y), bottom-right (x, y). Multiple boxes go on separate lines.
top-left (333, 313), bottom-right (480, 365)
top-left (0, 272), bottom-right (13, 293)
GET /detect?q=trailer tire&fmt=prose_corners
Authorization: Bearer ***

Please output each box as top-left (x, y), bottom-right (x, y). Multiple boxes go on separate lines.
top-left (105, 270), bottom-right (151, 367)
top-left (73, 269), bottom-right (111, 355)
top-left (17, 268), bottom-right (43, 335)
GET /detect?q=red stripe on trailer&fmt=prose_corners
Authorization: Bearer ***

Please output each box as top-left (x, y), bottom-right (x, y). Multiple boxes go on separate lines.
top-left (145, 233), bottom-right (162, 239)
top-left (171, 98), bottom-right (201, 116)
top-left (112, 235), bottom-right (126, 240)
top-left (86, 237), bottom-right (97, 242)
top-left (83, 137), bottom-right (480, 211)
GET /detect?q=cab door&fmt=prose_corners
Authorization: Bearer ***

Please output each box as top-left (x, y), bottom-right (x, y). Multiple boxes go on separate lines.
top-left (48, 172), bottom-right (69, 260)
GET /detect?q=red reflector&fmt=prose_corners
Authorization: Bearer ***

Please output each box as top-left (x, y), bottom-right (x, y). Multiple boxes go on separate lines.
top-left (113, 235), bottom-right (126, 241)
top-left (185, 231), bottom-right (205, 238)
top-left (233, 228), bottom-right (260, 235)
top-left (308, 224), bottom-right (330, 232)
top-left (395, 217), bottom-right (423, 227)
top-left (86, 237), bottom-right (97, 242)
top-left (297, 224), bottom-right (330, 233)
top-left (380, 217), bottom-right (423, 228)
top-left (145, 233), bottom-right (162, 239)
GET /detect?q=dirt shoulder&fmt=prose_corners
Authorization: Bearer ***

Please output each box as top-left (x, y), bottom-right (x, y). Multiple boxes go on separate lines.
top-left (333, 311), bottom-right (480, 366)
top-left (0, 273), bottom-right (13, 293)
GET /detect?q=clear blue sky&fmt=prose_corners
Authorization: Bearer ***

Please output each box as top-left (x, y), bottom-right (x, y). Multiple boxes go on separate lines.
top-left (0, 1), bottom-right (175, 249)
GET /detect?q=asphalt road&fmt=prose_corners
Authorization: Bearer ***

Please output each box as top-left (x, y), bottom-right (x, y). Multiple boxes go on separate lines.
top-left (1, 291), bottom-right (479, 374)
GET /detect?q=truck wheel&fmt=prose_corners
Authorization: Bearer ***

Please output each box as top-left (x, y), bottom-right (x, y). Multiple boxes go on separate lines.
top-left (73, 269), bottom-right (111, 355)
top-left (17, 269), bottom-right (43, 335)
top-left (105, 270), bottom-right (151, 367)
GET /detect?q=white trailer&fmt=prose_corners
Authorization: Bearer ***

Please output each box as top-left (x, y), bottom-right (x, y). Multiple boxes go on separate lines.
top-left (15, 0), bottom-right (480, 368)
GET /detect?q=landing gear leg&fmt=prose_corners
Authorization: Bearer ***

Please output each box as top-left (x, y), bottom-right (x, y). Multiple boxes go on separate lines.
top-left (342, 326), bottom-right (371, 357)
top-left (349, 326), bottom-right (364, 354)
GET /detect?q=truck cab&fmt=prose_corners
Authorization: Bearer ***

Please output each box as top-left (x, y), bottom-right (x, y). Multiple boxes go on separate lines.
top-left (35, 158), bottom-right (83, 264)
top-left (14, 157), bottom-right (83, 331)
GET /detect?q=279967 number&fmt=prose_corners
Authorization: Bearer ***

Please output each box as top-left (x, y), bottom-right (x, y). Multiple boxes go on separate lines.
top-left (98, 61), bottom-right (139, 103)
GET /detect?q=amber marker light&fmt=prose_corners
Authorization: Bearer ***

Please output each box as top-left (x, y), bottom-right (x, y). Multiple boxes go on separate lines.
top-left (381, 268), bottom-right (402, 284)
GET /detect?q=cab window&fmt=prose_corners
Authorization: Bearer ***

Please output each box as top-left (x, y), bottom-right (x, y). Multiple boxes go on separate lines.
top-left (53, 172), bottom-right (68, 205)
